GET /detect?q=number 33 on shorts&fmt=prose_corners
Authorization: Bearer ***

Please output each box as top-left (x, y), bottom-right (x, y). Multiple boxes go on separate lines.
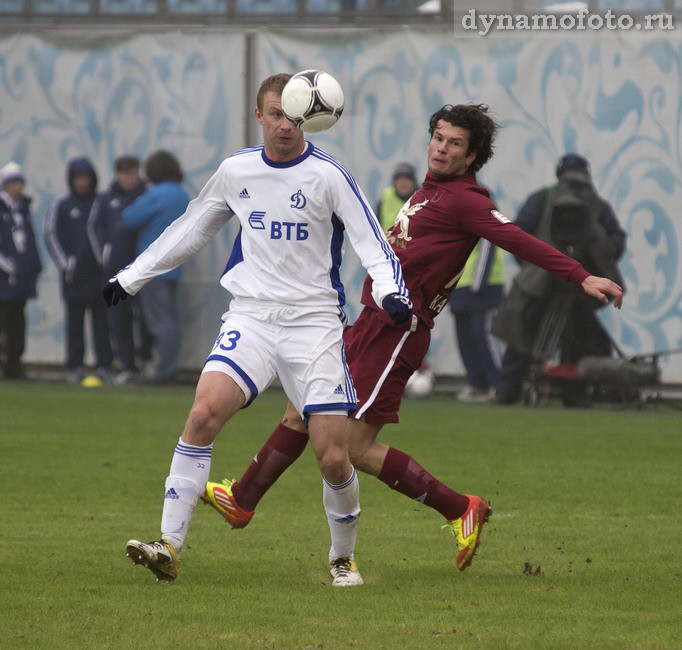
top-left (212, 330), bottom-right (241, 352)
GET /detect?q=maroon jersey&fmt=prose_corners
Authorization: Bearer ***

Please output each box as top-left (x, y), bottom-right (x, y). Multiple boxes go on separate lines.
top-left (361, 171), bottom-right (590, 328)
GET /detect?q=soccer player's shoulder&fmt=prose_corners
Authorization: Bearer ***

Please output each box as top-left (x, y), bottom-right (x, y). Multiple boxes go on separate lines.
top-left (219, 146), bottom-right (262, 176)
top-left (309, 146), bottom-right (353, 182)
top-left (223, 145), bottom-right (261, 168)
top-left (456, 179), bottom-right (493, 211)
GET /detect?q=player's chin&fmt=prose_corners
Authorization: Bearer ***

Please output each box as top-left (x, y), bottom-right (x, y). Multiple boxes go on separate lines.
top-left (274, 139), bottom-right (301, 155)
top-left (428, 166), bottom-right (455, 180)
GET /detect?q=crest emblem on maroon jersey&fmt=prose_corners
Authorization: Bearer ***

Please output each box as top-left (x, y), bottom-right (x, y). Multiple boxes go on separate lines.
top-left (387, 198), bottom-right (429, 248)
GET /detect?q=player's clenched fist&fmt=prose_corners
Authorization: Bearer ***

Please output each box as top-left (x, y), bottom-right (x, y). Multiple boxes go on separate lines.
top-left (381, 292), bottom-right (413, 326)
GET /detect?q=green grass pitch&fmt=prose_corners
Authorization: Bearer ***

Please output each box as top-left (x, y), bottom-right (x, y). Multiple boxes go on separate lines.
top-left (1, 382), bottom-right (680, 648)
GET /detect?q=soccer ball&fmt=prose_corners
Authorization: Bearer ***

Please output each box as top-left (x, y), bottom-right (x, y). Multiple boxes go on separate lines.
top-left (405, 369), bottom-right (434, 398)
top-left (281, 70), bottom-right (345, 133)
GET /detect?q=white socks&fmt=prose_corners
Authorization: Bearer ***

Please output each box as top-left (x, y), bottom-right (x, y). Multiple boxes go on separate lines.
top-left (161, 438), bottom-right (212, 553)
top-left (323, 468), bottom-right (360, 560)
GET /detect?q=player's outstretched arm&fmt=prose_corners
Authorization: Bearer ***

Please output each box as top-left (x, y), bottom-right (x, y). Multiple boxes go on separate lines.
top-left (581, 275), bottom-right (623, 309)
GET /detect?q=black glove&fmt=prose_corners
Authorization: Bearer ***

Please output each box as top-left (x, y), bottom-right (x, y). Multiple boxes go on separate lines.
top-left (381, 292), bottom-right (413, 326)
top-left (103, 278), bottom-right (129, 307)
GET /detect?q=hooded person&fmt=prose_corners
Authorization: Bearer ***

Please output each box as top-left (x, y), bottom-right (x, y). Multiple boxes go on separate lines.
top-left (0, 161), bottom-right (43, 379)
top-left (45, 156), bottom-right (112, 383)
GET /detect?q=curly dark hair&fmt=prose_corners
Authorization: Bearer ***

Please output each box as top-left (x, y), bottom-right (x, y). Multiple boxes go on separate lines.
top-left (428, 104), bottom-right (499, 173)
top-left (257, 73), bottom-right (293, 113)
top-left (145, 150), bottom-right (183, 184)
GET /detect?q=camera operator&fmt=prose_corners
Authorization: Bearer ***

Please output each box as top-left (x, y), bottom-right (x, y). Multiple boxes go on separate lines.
top-left (493, 154), bottom-right (627, 406)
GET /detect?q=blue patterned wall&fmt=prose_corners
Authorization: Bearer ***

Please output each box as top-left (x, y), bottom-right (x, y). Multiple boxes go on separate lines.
top-left (0, 31), bottom-right (246, 369)
top-left (1, 28), bottom-right (680, 381)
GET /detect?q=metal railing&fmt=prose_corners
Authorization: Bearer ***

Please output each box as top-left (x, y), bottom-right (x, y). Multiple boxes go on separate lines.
top-left (0, 0), bottom-right (678, 26)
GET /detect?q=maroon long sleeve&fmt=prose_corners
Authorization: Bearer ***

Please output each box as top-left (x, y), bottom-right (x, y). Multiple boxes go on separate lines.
top-left (361, 171), bottom-right (589, 328)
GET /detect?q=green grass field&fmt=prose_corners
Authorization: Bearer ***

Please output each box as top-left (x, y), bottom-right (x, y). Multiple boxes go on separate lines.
top-left (1, 382), bottom-right (680, 649)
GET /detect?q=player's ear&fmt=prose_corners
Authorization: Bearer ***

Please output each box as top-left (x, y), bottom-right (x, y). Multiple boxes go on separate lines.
top-left (466, 150), bottom-right (477, 169)
top-left (254, 106), bottom-right (263, 125)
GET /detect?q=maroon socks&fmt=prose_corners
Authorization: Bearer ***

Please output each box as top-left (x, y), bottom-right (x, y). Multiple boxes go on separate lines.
top-left (377, 447), bottom-right (469, 520)
top-left (231, 423), bottom-right (309, 512)
top-left (231, 426), bottom-right (469, 521)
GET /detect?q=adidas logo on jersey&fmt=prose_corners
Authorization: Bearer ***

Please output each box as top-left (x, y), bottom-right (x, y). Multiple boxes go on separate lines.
top-left (239, 188), bottom-right (250, 199)
top-left (333, 384), bottom-right (345, 395)
top-left (165, 488), bottom-right (179, 499)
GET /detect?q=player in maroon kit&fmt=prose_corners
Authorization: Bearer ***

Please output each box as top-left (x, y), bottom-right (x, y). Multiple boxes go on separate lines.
top-left (202, 104), bottom-right (623, 575)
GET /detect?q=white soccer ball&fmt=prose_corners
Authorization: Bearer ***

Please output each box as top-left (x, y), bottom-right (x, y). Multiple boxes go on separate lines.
top-left (281, 69), bottom-right (345, 133)
top-left (405, 369), bottom-right (434, 398)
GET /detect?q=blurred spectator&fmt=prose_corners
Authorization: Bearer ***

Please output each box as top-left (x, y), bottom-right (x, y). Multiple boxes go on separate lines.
top-left (0, 162), bottom-right (43, 380)
top-left (375, 162), bottom-right (418, 231)
top-left (121, 150), bottom-right (190, 384)
top-left (88, 155), bottom-right (146, 385)
top-left (45, 157), bottom-right (113, 384)
top-left (493, 154), bottom-right (626, 406)
top-left (450, 239), bottom-right (505, 401)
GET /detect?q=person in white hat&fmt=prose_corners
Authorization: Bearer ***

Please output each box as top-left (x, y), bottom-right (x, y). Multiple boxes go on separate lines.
top-left (0, 161), bottom-right (43, 379)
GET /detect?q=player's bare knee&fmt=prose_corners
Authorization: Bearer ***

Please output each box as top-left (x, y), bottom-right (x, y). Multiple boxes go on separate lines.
top-left (315, 448), bottom-right (348, 482)
top-left (185, 402), bottom-right (223, 441)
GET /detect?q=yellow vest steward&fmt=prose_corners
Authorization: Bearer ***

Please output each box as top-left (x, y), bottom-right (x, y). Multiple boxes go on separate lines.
top-left (458, 241), bottom-right (506, 289)
top-left (378, 187), bottom-right (407, 231)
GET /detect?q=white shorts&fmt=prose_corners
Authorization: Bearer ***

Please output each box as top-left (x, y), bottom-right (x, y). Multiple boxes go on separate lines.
top-left (202, 298), bottom-right (357, 418)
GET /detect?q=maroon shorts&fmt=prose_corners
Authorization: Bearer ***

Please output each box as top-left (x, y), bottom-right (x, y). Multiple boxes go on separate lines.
top-left (343, 307), bottom-right (431, 425)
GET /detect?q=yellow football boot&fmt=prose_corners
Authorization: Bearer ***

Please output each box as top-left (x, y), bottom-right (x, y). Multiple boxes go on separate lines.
top-left (201, 479), bottom-right (255, 529)
top-left (442, 495), bottom-right (492, 571)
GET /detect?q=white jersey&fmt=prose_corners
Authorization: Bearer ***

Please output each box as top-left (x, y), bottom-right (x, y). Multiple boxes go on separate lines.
top-left (117, 142), bottom-right (407, 311)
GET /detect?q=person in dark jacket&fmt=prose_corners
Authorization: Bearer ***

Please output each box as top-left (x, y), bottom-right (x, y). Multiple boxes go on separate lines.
top-left (121, 150), bottom-right (190, 383)
top-left (45, 156), bottom-right (113, 384)
top-left (0, 162), bottom-right (42, 379)
top-left (88, 155), bottom-right (146, 385)
top-left (494, 154), bottom-right (627, 405)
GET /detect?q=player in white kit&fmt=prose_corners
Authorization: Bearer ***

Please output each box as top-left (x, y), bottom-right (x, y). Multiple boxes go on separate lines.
top-left (103, 73), bottom-right (413, 586)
